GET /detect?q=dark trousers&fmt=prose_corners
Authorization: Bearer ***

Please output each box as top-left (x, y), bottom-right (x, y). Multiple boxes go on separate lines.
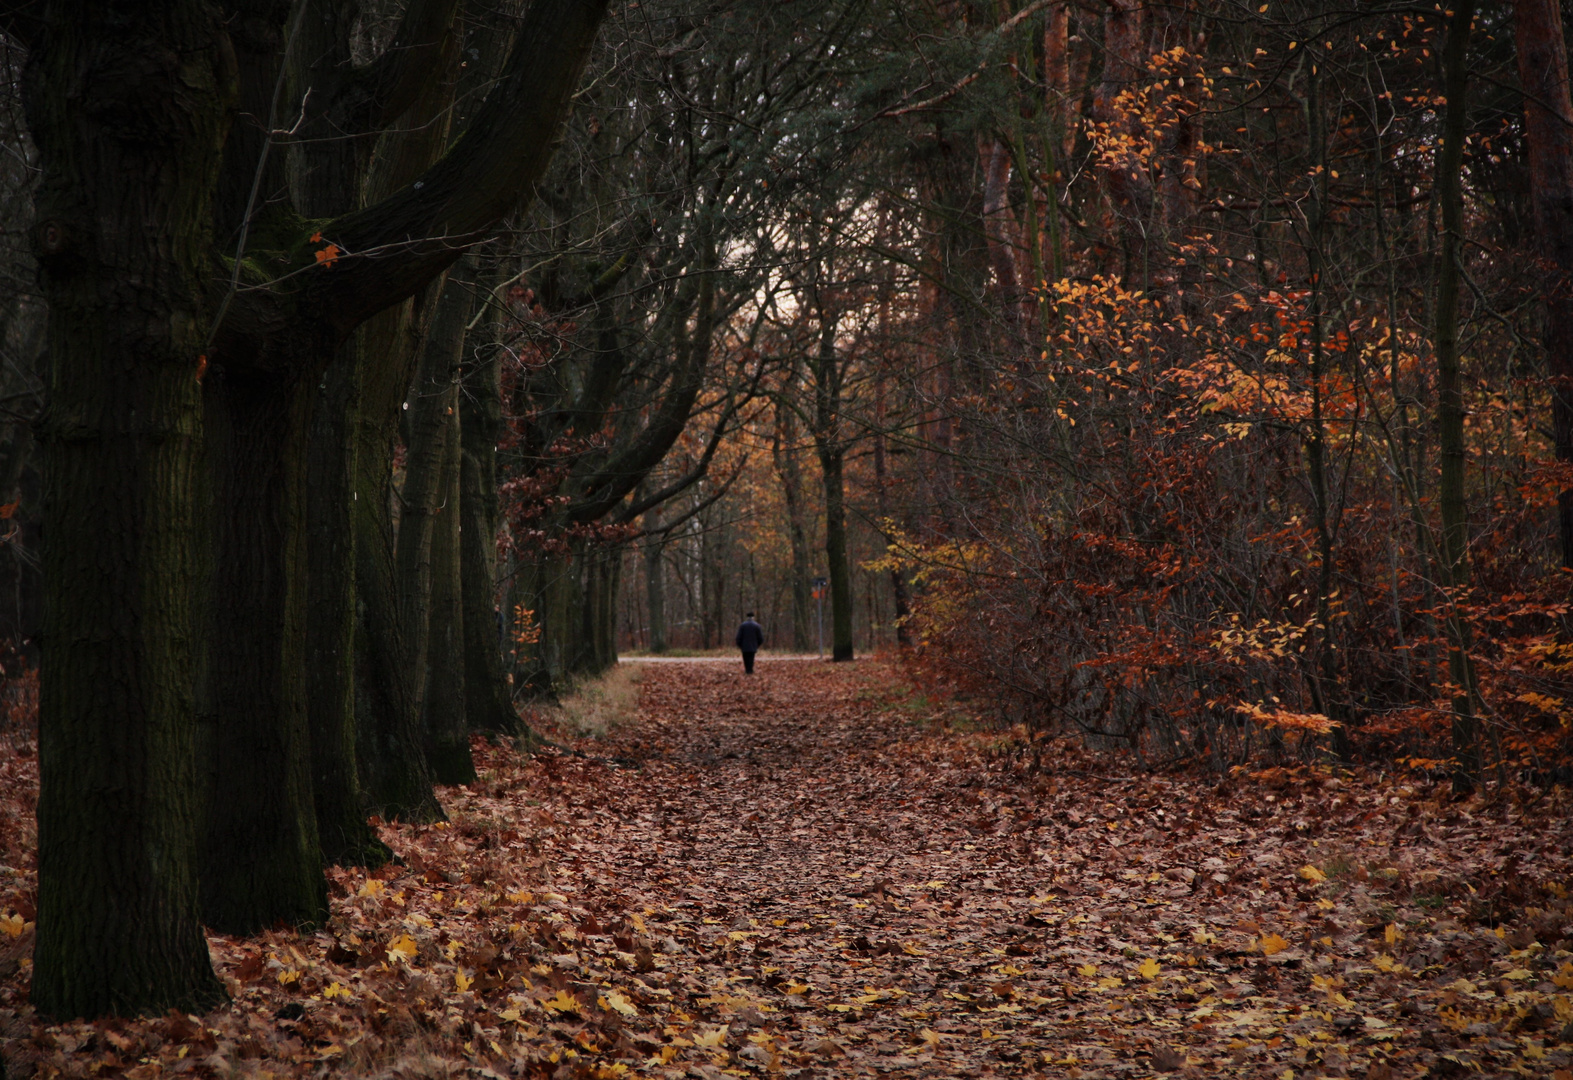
top-left (742, 650), bottom-right (756, 674)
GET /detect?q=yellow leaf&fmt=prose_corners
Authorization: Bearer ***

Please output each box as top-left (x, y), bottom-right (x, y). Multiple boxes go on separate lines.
top-left (1298, 865), bottom-right (1326, 883)
top-left (1259, 933), bottom-right (1290, 956)
top-left (920, 1028), bottom-right (942, 1049)
top-left (923, 880), bottom-right (947, 889)
top-left (542, 989), bottom-right (580, 1014)
top-left (455, 970), bottom-right (474, 992)
top-left (694, 1027), bottom-right (728, 1048)
top-left (357, 879), bottom-right (385, 898)
top-left (602, 990), bottom-right (638, 1016)
top-left (277, 968), bottom-right (301, 985)
top-left (784, 981), bottom-right (811, 995)
top-left (826, 1003), bottom-right (853, 1012)
top-left (1372, 954), bottom-right (1405, 973)
top-left (0, 914), bottom-right (26, 938)
top-left (1138, 958), bottom-right (1161, 980)
top-left (1384, 923), bottom-right (1402, 945)
top-left (1552, 961), bottom-right (1573, 989)
top-left (322, 981), bottom-right (352, 1000)
top-left (1192, 929), bottom-right (1217, 945)
top-left (1077, 964), bottom-right (1099, 978)
top-left (1315, 898), bottom-right (1335, 910)
top-left (1502, 968), bottom-right (1533, 981)
top-left (386, 934), bottom-right (418, 962)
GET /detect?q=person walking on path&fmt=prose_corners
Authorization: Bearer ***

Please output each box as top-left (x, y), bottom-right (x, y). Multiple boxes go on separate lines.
top-left (736, 613), bottom-right (764, 674)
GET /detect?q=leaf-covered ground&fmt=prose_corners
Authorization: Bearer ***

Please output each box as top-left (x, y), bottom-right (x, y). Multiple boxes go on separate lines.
top-left (2, 657), bottom-right (1572, 1079)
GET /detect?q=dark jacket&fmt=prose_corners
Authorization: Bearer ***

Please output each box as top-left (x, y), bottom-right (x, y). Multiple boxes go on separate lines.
top-left (735, 619), bottom-right (764, 652)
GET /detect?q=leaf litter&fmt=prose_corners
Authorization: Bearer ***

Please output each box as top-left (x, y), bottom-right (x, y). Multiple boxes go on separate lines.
top-left (0, 657), bottom-right (1571, 1078)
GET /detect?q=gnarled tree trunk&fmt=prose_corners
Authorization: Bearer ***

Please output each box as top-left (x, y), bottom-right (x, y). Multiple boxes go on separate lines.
top-left (25, 0), bottom-right (231, 1016)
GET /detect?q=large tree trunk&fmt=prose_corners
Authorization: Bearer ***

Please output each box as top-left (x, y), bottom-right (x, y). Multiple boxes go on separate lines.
top-left (425, 398), bottom-right (474, 783)
top-left (1436, 0), bottom-right (1482, 794)
top-left (198, 365), bottom-right (327, 934)
top-left (305, 349), bottom-right (390, 866)
top-left (353, 296), bottom-right (446, 821)
top-left (293, 0), bottom-right (393, 869)
top-left (398, 275), bottom-right (460, 741)
top-left (412, 263), bottom-right (474, 782)
top-left (458, 313), bottom-right (523, 733)
top-left (25, 0), bottom-right (231, 1017)
top-left (1515, 0), bottom-right (1573, 568)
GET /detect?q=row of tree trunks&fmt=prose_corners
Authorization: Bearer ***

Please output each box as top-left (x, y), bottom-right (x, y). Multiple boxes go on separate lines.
top-left (23, 0), bottom-right (612, 1017)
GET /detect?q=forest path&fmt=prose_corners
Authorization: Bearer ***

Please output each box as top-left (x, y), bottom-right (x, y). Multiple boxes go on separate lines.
top-left (503, 658), bottom-right (1571, 1079)
top-left (12, 658), bottom-right (1569, 1080)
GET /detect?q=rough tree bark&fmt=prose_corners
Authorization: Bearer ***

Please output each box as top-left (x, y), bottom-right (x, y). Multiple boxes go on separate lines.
top-left (1515, 0), bottom-right (1573, 568)
top-left (20, 0), bottom-right (610, 1011)
top-left (407, 263), bottom-right (475, 782)
top-left (458, 280), bottom-right (525, 732)
top-left (23, 0), bottom-right (232, 1017)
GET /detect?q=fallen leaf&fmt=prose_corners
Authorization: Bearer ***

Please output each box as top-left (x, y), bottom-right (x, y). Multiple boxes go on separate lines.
top-left (542, 989), bottom-right (580, 1014)
top-left (601, 990), bottom-right (638, 1016)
